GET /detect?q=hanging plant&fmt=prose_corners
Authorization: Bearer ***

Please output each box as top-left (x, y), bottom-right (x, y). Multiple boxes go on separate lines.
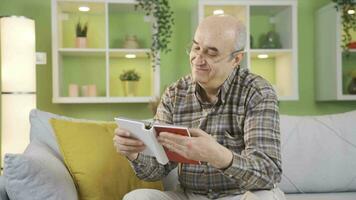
top-left (332, 0), bottom-right (356, 53)
top-left (135, 0), bottom-right (174, 68)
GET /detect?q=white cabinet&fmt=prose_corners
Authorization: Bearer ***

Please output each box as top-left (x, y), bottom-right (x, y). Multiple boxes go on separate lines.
top-left (51, 0), bottom-right (159, 103)
top-left (315, 3), bottom-right (356, 101)
top-left (199, 0), bottom-right (298, 100)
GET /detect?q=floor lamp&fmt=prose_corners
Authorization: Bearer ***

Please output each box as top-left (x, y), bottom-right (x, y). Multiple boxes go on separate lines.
top-left (0, 16), bottom-right (36, 168)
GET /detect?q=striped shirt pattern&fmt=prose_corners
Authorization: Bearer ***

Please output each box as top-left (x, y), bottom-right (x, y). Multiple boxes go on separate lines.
top-left (130, 67), bottom-right (282, 199)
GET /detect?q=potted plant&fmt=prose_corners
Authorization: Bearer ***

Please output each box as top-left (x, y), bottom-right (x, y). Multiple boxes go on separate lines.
top-left (134, 0), bottom-right (174, 68)
top-left (119, 70), bottom-right (140, 96)
top-left (76, 21), bottom-right (88, 48)
top-left (332, 0), bottom-right (356, 52)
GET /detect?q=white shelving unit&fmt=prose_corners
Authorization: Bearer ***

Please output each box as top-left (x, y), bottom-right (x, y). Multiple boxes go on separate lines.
top-left (315, 3), bottom-right (356, 101)
top-left (199, 0), bottom-right (298, 100)
top-left (51, 0), bottom-right (159, 103)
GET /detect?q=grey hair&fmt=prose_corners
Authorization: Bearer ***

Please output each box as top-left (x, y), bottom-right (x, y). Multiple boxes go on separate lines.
top-left (234, 21), bottom-right (247, 51)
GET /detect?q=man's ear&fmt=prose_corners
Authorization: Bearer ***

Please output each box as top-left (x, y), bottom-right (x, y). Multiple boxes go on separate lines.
top-left (233, 53), bottom-right (244, 66)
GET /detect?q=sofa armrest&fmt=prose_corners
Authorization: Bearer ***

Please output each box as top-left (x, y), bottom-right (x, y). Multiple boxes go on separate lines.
top-left (0, 176), bottom-right (9, 200)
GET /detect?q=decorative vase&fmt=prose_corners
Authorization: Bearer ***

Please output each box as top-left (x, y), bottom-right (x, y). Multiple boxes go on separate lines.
top-left (123, 35), bottom-right (139, 49)
top-left (76, 37), bottom-right (87, 48)
top-left (88, 84), bottom-right (97, 97)
top-left (260, 31), bottom-right (282, 49)
top-left (122, 81), bottom-right (138, 96)
top-left (81, 85), bottom-right (89, 97)
top-left (348, 77), bottom-right (356, 94)
top-left (68, 84), bottom-right (79, 97)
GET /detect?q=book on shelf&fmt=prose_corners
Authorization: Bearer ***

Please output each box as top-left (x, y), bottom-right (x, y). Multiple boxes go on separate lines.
top-left (115, 117), bottom-right (200, 165)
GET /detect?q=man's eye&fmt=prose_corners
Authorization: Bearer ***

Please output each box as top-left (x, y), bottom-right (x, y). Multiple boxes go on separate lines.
top-left (193, 46), bottom-right (200, 51)
top-left (207, 51), bottom-right (218, 57)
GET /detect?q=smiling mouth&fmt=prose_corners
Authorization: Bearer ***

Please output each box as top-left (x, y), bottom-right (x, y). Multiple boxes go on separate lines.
top-left (194, 67), bottom-right (209, 72)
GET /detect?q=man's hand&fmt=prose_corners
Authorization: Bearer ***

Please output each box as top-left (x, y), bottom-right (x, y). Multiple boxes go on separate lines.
top-left (113, 128), bottom-right (146, 161)
top-left (157, 128), bottom-right (233, 169)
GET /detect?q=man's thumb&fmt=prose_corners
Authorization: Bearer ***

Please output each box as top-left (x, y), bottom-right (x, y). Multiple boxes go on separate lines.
top-left (188, 128), bottom-right (205, 137)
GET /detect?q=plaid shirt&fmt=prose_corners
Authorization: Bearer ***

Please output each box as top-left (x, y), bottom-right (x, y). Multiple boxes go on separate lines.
top-left (130, 67), bottom-right (282, 199)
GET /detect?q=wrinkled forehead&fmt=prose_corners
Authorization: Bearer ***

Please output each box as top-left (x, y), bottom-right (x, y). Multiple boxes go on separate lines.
top-left (193, 23), bottom-right (236, 53)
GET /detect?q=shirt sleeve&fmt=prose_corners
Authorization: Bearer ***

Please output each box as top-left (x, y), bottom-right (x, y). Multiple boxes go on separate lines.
top-left (220, 87), bottom-right (282, 190)
top-left (129, 87), bottom-right (178, 181)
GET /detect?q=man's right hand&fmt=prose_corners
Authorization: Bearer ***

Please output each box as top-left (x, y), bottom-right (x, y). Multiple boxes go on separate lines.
top-left (113, 128), bottom-right (146, 161)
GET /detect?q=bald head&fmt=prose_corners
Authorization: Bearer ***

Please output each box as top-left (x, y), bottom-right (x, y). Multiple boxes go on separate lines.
top-left (189, 15), bottom-right (246, 94)
top-left (195, 15), bottom-right (246, 51)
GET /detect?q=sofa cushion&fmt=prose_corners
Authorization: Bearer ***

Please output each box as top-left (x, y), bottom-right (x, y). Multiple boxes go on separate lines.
top-left (29, 109), bottom-right (69, 160)
top-left (0, 176), bottom-right (9, 200)
top-left (278, 110), bottom-right (356, 193)
top-left (286, 192), bottom-right (356, 200)
top-left (30, 109), bottom-right (99, 160)
top-left (3, 140), bottom-right (78, 200)
top-left (50, 118), bottom-right (163, 200)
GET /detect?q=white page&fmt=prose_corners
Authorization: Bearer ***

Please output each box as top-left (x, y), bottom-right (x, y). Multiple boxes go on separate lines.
top-left (115, 118), bottom-right (169, 165)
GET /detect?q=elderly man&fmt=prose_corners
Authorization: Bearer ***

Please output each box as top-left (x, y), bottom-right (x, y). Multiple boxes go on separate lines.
top-left (113, 15), bottom-right (285, 200)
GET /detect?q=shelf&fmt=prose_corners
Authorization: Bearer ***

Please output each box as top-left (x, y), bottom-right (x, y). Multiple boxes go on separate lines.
top-left (250, 49), bottom-right (292, 52)
top-left (109, 54), bottom-right (152, 97)
top-left (315, 3), bottom-right (356, 101)
top-left (52, 0), bottom-right (160, 103)
top-left (250, 5), bottom-right (292, 49)
top-left (200, 0), bottom-right (298, 100)
top-left (250, 49), bottom-right (292, 58)
top-left (57, 2), bottom-right (105, 14)
top-left (59, 48), bottom-right (106, 56)
top-left (109, 48), bottom-right (150, 58)
top-left (203, 5), bottom-right (247, 23)
top-left (53, 96), bottom-right (154, 103)
top-left (250, 5), bottom-right (289, 16)
top-left (337, 95), bottom-right (356, 101)
top-left (57, 1), bottom-right (106, 48)
top-left (59, 55), bottom-right (106, 97)
top-left (250, 50), bottom-right (294, 99)
top-left (108, 3), bottom-right (151, 48)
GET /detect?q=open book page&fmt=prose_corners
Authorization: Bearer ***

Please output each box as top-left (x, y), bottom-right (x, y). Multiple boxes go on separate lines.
top-left (115, 118), bottom-right (169, 165)
top-left (115, 118), bottom-right (200, 165)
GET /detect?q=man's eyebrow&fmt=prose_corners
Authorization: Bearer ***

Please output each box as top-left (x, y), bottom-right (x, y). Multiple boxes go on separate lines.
top-left (192, 40), bottom-right (219, 52)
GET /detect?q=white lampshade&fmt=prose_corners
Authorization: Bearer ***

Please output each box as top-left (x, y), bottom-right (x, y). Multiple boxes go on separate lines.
top-left (1, 16), bottom-right (36, 92)
top-left (1, 95), bottom-right (36, 157)
top-left (0, 16), bottom-right (36, 166)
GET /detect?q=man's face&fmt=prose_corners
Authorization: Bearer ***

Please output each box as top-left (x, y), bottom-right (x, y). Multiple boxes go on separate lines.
top-left (189, 24), bottom-right (240, 90)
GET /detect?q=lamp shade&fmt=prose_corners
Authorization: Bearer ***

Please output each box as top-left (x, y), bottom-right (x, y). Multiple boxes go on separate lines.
top-left (0, 16), bottom-right (36, 92)
top-left (1, 16), bottom-right (36, 166)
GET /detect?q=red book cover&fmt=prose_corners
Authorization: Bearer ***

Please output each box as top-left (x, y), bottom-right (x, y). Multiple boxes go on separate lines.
top-left (154, 125), bottom-right (200, 165)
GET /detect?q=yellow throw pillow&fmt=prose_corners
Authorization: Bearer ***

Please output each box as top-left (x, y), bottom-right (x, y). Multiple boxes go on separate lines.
top-left (50, 119), bottom-right (163, 200)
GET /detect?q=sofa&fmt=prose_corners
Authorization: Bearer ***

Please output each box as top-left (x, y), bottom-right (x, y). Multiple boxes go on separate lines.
top-left (0, 109), bottom-right (356, 200)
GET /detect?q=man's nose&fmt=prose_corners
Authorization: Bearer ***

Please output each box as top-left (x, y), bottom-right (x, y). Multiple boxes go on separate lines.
top-left (192, 53), bottom-right (206, 65)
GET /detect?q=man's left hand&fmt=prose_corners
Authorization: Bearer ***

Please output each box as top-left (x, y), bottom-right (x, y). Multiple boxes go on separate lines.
top-left (157, 128), bottom-right (233, 169)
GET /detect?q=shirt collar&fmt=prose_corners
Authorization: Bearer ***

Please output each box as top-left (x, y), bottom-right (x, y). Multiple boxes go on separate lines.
top-left (193, 67), bottom-right (239, 105)
top-left (220, 67), bottom-right (239, 103)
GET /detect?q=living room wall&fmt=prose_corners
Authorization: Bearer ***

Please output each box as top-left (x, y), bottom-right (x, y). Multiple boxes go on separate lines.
top-left (0, 0), bottom-right (355, 121)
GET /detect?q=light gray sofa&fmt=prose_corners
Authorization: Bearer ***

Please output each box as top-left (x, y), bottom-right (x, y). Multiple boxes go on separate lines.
top-left (0, 109), bottom-right (356, 200)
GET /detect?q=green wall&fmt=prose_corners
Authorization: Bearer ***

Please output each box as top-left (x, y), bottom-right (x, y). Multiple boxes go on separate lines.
top-left (0, 0), bottom-right (355, 122)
